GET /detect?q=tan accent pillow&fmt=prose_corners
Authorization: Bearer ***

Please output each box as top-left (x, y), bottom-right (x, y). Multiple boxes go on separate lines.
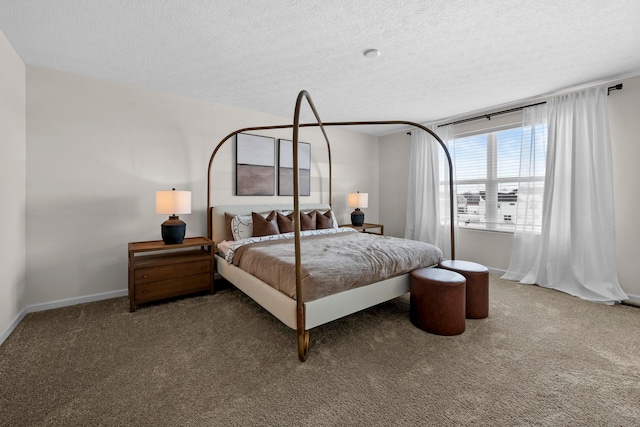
top-left (277, 212), bottom-right (295, 233)
top-left (316, 209), bottom-right (333, 229)
top-left (224, 212), bottom-right (235, 241)
top-left (252, 211), bottom-right (280, 237)
top-left (300, 210), bottom-right (316, 231)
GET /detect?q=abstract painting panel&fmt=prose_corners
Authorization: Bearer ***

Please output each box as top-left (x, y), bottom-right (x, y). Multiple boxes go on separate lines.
top-left (278, 139), bottom-right (311, 196)
top-left (236, 133), bottom-right (275, 196)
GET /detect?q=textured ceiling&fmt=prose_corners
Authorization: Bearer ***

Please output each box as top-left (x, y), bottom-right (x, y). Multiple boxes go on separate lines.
top-left (1, 0), bottom-right (640, 135)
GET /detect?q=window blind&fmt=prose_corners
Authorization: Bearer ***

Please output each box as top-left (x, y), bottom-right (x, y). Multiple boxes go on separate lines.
top-left (440, 125), bottom-right (547, 232)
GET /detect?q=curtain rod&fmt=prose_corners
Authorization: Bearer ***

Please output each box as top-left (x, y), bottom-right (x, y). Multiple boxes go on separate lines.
top-left (429, 83), bottom-right (623, 129)
top-left (436, 101), bottom-right (547, 128)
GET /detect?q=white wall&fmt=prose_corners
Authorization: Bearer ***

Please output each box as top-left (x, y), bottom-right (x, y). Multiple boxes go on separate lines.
top-left (13, 57), bottom-right (639, 322)
top-left (454, 229), bottom-right (513, 272)
top-left (379, 131), bottom-right (411, 238)
top-left (0, 30), bottom-right (26, 341)
top-left (609, 75), bottom-right (640, 300)
top-left (25, 66), bottom-right (379, 306)
top-left (380, 75), bottom-right (640, 300)
top-left (379, 123), bottom-right (516, 271)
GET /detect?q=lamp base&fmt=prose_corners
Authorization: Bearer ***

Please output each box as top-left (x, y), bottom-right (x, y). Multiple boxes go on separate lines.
top-left (161, 215), bottom-right (186, 244)
top-left (351, 208), bottom-right (364, 226)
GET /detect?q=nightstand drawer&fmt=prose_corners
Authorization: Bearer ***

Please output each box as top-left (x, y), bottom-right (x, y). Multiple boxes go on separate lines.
top-left (135, 260), bottom-right (211, 284)
top-left (135, 273), bottom-right (211, 302)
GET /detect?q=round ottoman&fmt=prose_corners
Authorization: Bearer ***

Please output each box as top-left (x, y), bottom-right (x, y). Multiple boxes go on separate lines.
top-left (410, 268), bottom-right (466, 336)
top-left (438, 260), bottom-right (489, 319)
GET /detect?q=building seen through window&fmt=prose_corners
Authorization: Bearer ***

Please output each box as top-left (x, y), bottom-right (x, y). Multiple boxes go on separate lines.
top-left (440, 125), bottom-right (546, 232)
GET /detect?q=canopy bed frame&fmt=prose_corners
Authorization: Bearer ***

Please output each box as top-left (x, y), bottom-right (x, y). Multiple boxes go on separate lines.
top-left (207, 91), bottom-right (455, 361)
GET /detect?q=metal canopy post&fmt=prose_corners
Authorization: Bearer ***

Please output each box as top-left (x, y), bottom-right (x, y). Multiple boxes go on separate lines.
top-left (206, 93), bottom-right (456, 361)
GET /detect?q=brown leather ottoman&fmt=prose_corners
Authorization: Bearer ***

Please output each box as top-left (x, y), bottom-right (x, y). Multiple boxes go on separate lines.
top-left (438, 260), bottom-right (489, 319)
top-left (410, 268), bottom-right (466, 336)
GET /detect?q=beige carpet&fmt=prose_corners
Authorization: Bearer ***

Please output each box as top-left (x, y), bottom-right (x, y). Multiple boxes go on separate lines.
top-left (1, 275), bottom-right (639, 426)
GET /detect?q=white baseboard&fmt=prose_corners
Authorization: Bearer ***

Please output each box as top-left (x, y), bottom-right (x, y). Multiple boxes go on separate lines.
top-left (0, 309), bottom-right (28, 346)
top-left (25, 288), bottom-right (128, 313)
top-left (488, 267), bottom-right (507, 276)
top-left (625, 293), bottom-right (640, 304)
top-left (0, 288), bottom-right (128, 346)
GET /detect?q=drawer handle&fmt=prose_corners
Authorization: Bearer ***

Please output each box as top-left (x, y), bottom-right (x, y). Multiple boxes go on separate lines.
top-left (143, 274), bottom-right (148, 279)
top-left (142, 289), bottom-right (148, 294)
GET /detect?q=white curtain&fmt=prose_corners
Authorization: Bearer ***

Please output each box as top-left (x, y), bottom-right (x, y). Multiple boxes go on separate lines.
top-left (405, 125), bottom-right (456, 258)
top-left (502, 103), bottom-right (548, 281)
top-left (519, 87), bottom-right (627, 303)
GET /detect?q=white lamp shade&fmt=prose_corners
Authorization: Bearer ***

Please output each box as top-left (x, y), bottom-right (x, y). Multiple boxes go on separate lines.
top-left (348, 192), bottom-right (368, 209)
top-left (156, 190), bottom-right (191, 215)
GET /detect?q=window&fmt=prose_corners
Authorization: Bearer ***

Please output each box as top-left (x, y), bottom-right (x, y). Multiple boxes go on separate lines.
top-left (441, 125), bottom-right (547, 232)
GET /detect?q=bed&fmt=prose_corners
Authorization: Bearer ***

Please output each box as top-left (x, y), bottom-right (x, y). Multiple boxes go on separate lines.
top-left (207, 91), bottom-right (455, 361)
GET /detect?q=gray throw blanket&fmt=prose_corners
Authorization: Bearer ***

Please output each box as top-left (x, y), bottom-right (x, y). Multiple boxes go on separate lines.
top-left (232, 231), bottom-right (443, 302)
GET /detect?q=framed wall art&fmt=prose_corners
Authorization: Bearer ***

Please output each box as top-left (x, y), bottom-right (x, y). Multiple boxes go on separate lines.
top-left (278, 139), bottom-right (311, 196)
top-left (236, 133), bottom-right (275, 196)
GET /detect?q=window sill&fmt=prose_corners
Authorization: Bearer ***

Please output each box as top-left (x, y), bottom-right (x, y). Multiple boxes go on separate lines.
top-left (458, 226), bottom-right (515, 235)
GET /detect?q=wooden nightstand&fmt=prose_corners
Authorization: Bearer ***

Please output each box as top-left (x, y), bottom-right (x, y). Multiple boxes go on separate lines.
top-left (128, 237), bottom-right (215, 312)
top-left (339, 223), bottom-right (384, 235)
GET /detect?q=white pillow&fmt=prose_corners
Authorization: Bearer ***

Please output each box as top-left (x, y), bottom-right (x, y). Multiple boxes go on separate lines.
top-left (230, 214), bottom-right (253, 241)
top-left (329, 210), bottom-right (338, 229)
top-left (230, 211), bottom-right (273, 240)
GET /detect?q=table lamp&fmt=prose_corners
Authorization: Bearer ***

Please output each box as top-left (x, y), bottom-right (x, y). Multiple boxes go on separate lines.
top-left (156, 188), bottom-right (191, 244)
top-left (348, 192), bottom-right (368, 226)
